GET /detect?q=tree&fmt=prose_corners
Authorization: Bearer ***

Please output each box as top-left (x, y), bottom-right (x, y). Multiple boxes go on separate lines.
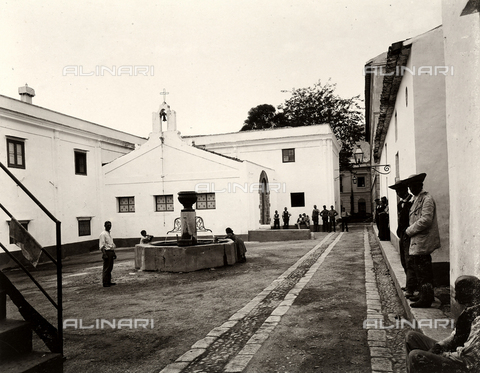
top-left (278, 80), bottom-right (364, 170)
top-left (240, 104), bottom-right (287, 131)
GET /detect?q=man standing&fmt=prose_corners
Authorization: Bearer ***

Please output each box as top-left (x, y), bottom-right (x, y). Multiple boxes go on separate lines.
top-left (273, 210), bottom-right (280, 229)
top-left (388, 179), bottom-right (416, 298)
top-left (312, 205), bottom-right (320, 232)
top-left (328, 205), bottom-right (338, 232)
top-left (320, 205), bottom-right (329, 232)
top-left (341, 207), bottom-right (350, 232)
top-left (282, 207), bottom-right (291, 229)
top-left (404, 173), bottom-right (441, 308)
top-left (99, 221), bottom-right (116, 287)
top-left (374, 198), bottom-right (381, 231)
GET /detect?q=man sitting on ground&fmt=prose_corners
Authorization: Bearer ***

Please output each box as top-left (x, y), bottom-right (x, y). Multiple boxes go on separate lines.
top-left (405, 275), bottom-right (480, 372)
top-left (225, 227), bottom-right (246, 263)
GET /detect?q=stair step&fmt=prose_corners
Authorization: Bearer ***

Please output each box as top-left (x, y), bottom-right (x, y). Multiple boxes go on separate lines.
top-left (0, 319), bottom-right (32, 358)
top-left (0, 289), bottom-right (5, 320)
top-left (0, 351), bottom-right (63, 373)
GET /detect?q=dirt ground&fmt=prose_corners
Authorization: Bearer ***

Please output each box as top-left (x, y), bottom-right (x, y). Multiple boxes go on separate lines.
top-left (4, 228), bottom-right (372, 373)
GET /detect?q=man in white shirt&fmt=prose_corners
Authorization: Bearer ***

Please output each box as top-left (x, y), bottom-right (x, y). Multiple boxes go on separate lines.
top-left (99, 221), bottom-right (116, 287)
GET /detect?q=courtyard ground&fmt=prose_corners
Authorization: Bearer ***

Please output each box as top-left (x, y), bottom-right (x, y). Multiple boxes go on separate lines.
top-left (3, 224), bottom-right (447, 372)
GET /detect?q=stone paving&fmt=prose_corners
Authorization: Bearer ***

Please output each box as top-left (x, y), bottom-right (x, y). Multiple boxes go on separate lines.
top-left (365, 225), bottom-right (419, 373)
top-left (160, 225), bottom-right (414, 373)
top-left (160, 233), bottom-right (341, 373)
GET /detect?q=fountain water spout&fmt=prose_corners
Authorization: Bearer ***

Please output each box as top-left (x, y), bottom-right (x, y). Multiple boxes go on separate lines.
top-left (177, 191), bottom-right (198, 246)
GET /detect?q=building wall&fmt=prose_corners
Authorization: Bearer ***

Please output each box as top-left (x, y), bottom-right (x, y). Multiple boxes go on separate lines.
top-left (411, 27), bottom-right (449, 263)
top-left (376, 28), bottom-right (449, 265)
top-left (365, 52), bottom-right (387, 213)
top-left (442, 0), bottom-right (480, 300)
top-left (381, 48), bottom-right (417, 243)
top-left (103, 131), bottom-right (273, 237)
top-left (188, 125), bottom-right (341, 223)
top-left (0, 95), bottom-right (145, 264)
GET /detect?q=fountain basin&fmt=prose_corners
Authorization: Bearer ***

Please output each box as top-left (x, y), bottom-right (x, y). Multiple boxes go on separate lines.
top-left (134, 239), bottom-right (238, 272)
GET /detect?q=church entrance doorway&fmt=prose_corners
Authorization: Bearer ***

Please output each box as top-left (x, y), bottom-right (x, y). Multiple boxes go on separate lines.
top-left (259, 171), bottom-right (270, 225)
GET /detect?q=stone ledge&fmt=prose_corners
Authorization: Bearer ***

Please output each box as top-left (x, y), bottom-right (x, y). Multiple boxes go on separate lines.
top-left (134, 240), bottom-right (237, 272)
top-left (247, 229), bottom-right (312, 242)
top-left (373, 225), bottom-right (452, 341)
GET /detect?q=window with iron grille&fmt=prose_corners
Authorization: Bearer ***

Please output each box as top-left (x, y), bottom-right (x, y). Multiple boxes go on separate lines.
top-left (196, 193), bottom-right (216, 210)
top-left (77, 218), bottom-right (91, 236)
top-left (155, 195), bottom-right (174, 212)
top-left (282, 148), bottom-right (295, 163)
top-left (8, 220), bottom-right (29, 244)
top-left (118, 197), bottom-right (135, 213)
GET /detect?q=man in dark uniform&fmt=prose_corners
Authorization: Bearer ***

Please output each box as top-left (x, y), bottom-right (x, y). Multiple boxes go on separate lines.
top-left (312, 205), bottom-right (320, 232)
top-left (374, 198), bottom-right (381, 231)
top-left (282, 207), bottom-right (291, 229)
top-left (389, 178), bottom-right (416, 298)
top-left (320, 205), bottom-right (329, 232)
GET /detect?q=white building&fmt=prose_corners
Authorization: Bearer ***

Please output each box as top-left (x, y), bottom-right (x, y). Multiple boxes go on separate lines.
top-left (442, 0), bottom-right (480, 313)
top-left (104, 101), bottom-right (341, 239)
top-left (1, 89), bottom-right (341, 268)
top-left (0, 87), bottom-right (146, 268)
top-left (365, 26), bottom-right (450, 284)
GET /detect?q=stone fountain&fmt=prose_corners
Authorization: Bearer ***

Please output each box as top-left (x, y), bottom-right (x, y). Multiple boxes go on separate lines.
top-left (134, 191), bottom-right (238, 272)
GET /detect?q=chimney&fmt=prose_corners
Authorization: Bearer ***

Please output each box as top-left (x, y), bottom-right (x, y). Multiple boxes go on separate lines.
top-left (18, 83), bottom-right (35, 104)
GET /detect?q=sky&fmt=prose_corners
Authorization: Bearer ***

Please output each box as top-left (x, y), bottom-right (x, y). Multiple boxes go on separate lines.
top-left (0, 0), bottom-right (443, 138)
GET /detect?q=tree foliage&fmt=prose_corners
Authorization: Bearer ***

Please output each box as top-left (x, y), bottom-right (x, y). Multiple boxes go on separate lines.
top-left (240, 104), bottom-right (288, 131)
top-left (241, 80), bottom-right (364, 170)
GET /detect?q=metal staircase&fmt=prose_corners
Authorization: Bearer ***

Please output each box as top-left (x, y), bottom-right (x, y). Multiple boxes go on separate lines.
top-left (0, 161), bottom-right (63, 372)
top-left (0, 284), bottom-right (63, 372)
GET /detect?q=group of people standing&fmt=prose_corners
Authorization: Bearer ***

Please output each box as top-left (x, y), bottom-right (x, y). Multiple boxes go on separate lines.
top-left (273, 205), bottom-right (341, 232)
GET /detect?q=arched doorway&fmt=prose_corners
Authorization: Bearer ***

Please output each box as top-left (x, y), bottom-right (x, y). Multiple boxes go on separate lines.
top-left (259, 171), bottom-right (270, 225)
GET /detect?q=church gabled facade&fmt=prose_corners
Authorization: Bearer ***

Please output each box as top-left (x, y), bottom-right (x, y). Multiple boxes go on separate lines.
top-left (103, 101), bottom-right (341, 239)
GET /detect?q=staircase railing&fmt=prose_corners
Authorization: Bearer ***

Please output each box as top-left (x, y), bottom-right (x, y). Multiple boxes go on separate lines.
top-left (0, 161), bottom-right (62, 355)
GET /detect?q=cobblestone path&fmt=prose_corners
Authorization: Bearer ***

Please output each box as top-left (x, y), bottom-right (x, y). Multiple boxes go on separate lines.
top-left (365, 226), bottom-right (412, 373)
top-left (161, 225), bottom-right (411, 373)
top-left (161, 233), bottom-right (340, 373)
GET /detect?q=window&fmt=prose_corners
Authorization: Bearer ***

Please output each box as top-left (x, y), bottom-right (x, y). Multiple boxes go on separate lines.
top-left (77, 217), bottom-right (91, 236)
top-left (196, 193), bottom-right (216, 210)
top-left (290, 192), bottom-right (305, 207)
top-left (8, 220), bottom-right (29, 244)
top-left (7, 138), bottom-right (25, 169)
top-left (405, 87), bottom-right (408, 107)
top-left (75, 150), bottom-right (87, 175)
top-left (282, 148), bottom-right (295, 163)
top-left (156, 195), bottom-right (174, 212)
top-left (357, 176), bottom-right (366, 188)
top-left (118, 197), bottom-right (135, 213)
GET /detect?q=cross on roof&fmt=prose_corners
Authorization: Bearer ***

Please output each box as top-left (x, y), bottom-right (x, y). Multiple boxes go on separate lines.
top-left (160, 88), bottom-right (169, 103)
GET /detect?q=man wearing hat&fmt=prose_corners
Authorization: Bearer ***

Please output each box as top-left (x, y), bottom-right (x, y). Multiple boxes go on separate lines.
top-left (403, 173), bottom-right (441, 308)
top-left (405, 275), bottom-right (480, 372)
top-left (389, 178), bottom-right (416, 298)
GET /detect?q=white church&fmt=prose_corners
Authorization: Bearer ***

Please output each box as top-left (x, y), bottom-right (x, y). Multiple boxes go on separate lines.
top-left (0, 87), bottom-right (340, 267)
